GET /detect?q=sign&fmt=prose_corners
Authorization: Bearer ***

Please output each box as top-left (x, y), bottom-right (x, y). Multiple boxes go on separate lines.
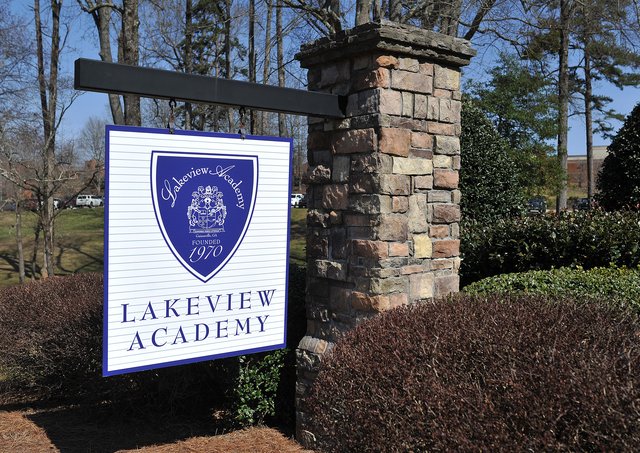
top-left (104, 125), bottom-right (292, 376)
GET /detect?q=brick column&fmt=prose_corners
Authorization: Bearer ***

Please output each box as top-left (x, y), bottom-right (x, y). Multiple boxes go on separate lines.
top-left (295, 21), bottom-right (475, 447)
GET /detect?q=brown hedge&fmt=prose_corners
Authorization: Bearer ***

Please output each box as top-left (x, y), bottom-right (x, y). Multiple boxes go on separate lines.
top-left (0, 273), bottom-right (228, 408)
top-left (307, 295), bottom-right (640, 452)
top-left (0, 273), bottom-right (104, 398)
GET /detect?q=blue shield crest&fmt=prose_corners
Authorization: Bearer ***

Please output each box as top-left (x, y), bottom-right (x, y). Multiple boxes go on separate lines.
top-left (151, 151), bottom-right (258, 282)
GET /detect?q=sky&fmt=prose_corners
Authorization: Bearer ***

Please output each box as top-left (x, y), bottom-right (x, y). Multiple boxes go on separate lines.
top-left (11, 0), bottom-right (640, 156)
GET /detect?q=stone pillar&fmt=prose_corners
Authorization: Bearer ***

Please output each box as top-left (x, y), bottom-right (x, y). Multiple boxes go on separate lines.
top-left (295, 21), bottom-right (475, 447)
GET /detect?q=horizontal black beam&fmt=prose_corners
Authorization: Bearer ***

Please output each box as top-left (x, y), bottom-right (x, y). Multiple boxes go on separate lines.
top-left (74, 58), bottom-right (346, 118)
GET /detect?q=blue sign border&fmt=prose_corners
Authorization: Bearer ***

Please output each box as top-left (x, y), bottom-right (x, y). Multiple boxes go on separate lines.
top-left (103, 125), bottom-right (293, 377)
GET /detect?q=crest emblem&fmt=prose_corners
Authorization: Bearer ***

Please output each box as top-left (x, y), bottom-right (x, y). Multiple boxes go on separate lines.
top-left (151, 151), bottom-right (258, 282)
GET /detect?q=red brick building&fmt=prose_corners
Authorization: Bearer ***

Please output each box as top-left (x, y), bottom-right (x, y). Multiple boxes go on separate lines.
top-left (567, 145), bottom-right (609, 190)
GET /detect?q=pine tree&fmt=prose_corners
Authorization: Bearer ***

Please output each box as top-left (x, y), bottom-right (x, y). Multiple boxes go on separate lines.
top-left (467, 54), bottom-right (561, 197)
top-left (574, 0), bottom-right (640, 202)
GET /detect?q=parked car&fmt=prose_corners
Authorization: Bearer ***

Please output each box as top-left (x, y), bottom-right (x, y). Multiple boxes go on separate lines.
top-left (527, 197), bottom-right (547, 215)
top-left (76, 194), bottom-right (103, 208)
top-left (1, 201), bottom-right (16, 211)
top-left (573, 198), bottom-right (590, 211)
top-left (298, 194), bottom-right (307, 208)
top-left (291, 193), bottom-right (304, 208)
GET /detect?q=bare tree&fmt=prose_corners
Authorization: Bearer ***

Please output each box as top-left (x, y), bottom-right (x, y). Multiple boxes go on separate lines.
top-left (281, 0), bottom-right (342, 35)
top-left (79, 116), bottom-right (108, 195)
top-left (0, 10), bottom-right (34, 283)
top-left (249, 0), bottom-right (257, 133)
top-left (0, 128), bottom-right (27, 283)
top-left (77, 0), bottom-right (141, 125)
top-left (0, 122), bottom-right (84, 281)
top-left (34, 0), bottom-right (64, 277)
top-left (261, 0), bottom-right (274, 135)
top-left (277, 0), bottom-right (287, 136)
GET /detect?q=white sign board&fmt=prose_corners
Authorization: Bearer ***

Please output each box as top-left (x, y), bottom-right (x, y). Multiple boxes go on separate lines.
top-left (104, 126), bottom-right (292, 376)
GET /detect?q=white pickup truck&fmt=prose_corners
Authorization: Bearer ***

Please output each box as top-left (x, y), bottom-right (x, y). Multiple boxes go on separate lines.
top-left (76, 194), bottom-right (103, 208)
top-left (291, 193), bottom-right (304, 207)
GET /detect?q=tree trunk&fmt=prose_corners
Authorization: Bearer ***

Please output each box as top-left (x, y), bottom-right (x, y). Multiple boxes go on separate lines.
top-left (184, 0), bottom-right (193, 130)
top-left (276, 0), bottom-right (286, 137)
top-left (15, 207), bottom-right (25, 284)
top-left (372, 0), bottom-right (381, 22)
top-left (225, 0), bottom-right (233, 132)
top-left (389, 0), bottom-right (402, 21)
top-left (262, 0), bottom-right (273, 135)
top-left (328, 0), bottom-right (341, 32)
top-left (31, 222), bottom-right (41, 280)
top-left (584, 39), bottom-right (594, 204)
top-left (356, 0), bottom-right (370, 25)
top-left (440, 0), bottom-right (461, 36)
top-left (35, 0), bottom-right (61, 277)
top-left (79, 0), bottom-right (125, 124)
top-left (556, 0), bottom-right (572, 213)
top-left (249, 0), bottom-right (256, 134)
top-left (122, 0), bottom-right (141, 126)
top-left (99, 3), bottom-right (124, 124)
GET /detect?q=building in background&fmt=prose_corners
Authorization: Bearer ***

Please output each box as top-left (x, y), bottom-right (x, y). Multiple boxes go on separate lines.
top-left (567, 145), bottom-right (609, 191)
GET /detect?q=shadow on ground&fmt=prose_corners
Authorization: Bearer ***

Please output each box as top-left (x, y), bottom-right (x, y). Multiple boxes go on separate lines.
top-left (21, 402), bottom-right (225, 453)
top-left (54, 244), bottom-right (104, 274)
top-left (0, 253), bottom-right (41, 279)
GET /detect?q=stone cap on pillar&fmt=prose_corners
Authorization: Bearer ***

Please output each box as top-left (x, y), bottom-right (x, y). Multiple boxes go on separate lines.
top-left (296, 20), bottom-right (476, 69)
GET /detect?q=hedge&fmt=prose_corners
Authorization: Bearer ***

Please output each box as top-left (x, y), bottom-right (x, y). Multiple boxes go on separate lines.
top-left (464, 266), bottom-right (640, 311)
top-left (307, 295), bottom-right (640, 452)
top-left (460, 210), bottom-right (640, 285)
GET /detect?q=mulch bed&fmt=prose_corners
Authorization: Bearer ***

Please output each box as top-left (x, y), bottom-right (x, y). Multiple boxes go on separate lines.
top-left (119, 428), bottom-right (313, 453)
top-left (0, 400), bottom-right (312, 453)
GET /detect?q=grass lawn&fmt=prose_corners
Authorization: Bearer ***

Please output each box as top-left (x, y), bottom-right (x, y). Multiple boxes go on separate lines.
top-left (289, 207), bottom-right (307, 266)
top-left (0, 207), bottom-right (307, 288)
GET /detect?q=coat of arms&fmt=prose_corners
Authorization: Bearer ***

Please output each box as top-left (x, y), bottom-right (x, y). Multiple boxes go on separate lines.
top-left (151, 151), bottom-right (258, 282)
top-left (188, 185), bottom-right (227, 233)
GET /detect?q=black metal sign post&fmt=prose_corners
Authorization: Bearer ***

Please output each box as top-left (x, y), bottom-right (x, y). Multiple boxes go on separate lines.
top-left (74, 59), bottom-right (346, 119)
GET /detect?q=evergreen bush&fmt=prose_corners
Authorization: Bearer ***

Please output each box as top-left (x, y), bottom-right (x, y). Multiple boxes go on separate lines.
top-left (460, 210), bottom-right (640, 285)
top-left (460, 100), bottom-right (526, 221)
top-left (464, 266), bottom-right (640, 311)
top-left (597, 102), bottom-right (640, 210)
top-left (307, 295), bottom-right (640, 452)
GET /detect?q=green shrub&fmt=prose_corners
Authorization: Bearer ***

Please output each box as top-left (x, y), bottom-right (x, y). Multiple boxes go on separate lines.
top-left (231, 349), bottom-right (286, 426)
top-left (231, 264), bottom-right (307, 429)
top-left (597, 102), bottom-right (640, 210)
top-left (460, 100), bottom-right (526, 221)
top-left (464, 266), bottom-right (640, 310)
top-left (460, 210), bottom-right (640, 285)
top-left (307, 295), bottom-right (640, 452)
